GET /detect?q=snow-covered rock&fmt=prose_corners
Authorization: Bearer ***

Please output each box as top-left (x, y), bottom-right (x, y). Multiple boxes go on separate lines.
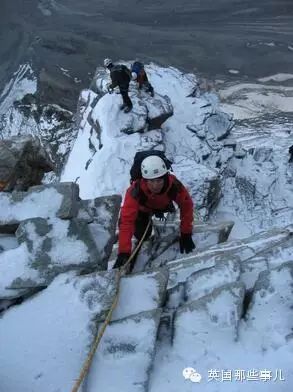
top-left (0, 267), bottom-right (167, 392)
top-left (87, 309), bottom-right (162, 392)
top-left (0, 182), bottom-right (80, 232)
top-left (0, 271), bottom-right (120, 392)
top-left (61, 64), bottom-right (233, 223)
top-left (185, 256), bottom-right (241, 302)
top-left (213, 124), bottom-right (293, 236)
top-left (0, 184), bottom-right (121, 299)
top-left (0, 64), bottom-right (76, 180)
top-left (1, 62), bottom-right (293, 392)
top-left (112, 269), bottom-right (168, 321)
top-left (0, 135), bottom-right (54, 192)
top-left (243, 262), bottom-right (293, 350)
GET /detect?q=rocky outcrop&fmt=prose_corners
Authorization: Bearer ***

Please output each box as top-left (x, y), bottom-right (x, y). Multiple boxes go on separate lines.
top-left (0, 268), bottom-right (168, 392)
top-left (243, 262), bottom-right (293, 350)
top-left (0, 182), bottom-right (79, 233)
top-left (0, 182), bottom-right (121, 299)
top-left (0, 135), bottom-right (54, 192)
top-left (0, 64), bottom-right (76, 178)
top-left (2, 220), bottom-right (291, 392)
top-left (1, 62), bottom-right (293, 392)
top-left (217, 128), bottom-right (293, 235)
top-left (186, 98), bottom-right (234, 141)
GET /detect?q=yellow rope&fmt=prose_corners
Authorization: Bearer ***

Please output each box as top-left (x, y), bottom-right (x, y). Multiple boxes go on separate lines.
top-left (70, 219), bottom-right (152, 392)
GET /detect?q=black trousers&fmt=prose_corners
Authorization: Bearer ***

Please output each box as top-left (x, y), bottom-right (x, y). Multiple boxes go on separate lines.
top-left (120, 87), bottom-right (132, 108)
top-left (134, 211), bottom-right (152, 241)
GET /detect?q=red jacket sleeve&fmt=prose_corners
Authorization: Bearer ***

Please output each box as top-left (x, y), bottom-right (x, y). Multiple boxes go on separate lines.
top-left (118, 186), bottom-right (139, 254)
top-left (174, 182), bottom-right (194, 234)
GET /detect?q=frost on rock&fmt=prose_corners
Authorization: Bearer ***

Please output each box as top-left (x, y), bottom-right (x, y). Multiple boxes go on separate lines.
top-left (61, 64), bottom-right (232, 218)
top-left (0, 64), bottom-right (75, 178)
top-left (78, 194), bottom-right (121, 260)
top-left (87, 309), bottom-right (162, 392)
top-left (243, 262), bottom-right (293, 350)
top-left (1, 62), bottom-right (293, 392)
top-left (111, 269), bottom-right (168, 321)
top-left (0, 272), bottom-right (120, 392)
top-left (0, 184), bottom-right (121, 299)
top-left (214, 131), bottom-right (293, 235)
top-left (0, 182), bottom-right (79, 232)
top-left (0, 135), bottom-right (54, 192)
top-left (185, 256), bottom-right (241, 302)
top-left (173, 283), bottom-right (245, 357)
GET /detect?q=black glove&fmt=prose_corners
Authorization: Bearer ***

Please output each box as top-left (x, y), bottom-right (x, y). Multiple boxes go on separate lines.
top-left (154, 211), bottom-right (166, 221)
top-left (179, 233), bottom-right (195, 254)
top-left (113, 253), bottom-right (130, 269)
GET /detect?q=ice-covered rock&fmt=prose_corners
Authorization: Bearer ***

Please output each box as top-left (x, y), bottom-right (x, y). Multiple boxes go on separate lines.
top-left (174, 282), bottom-right (245, 353)
top-left (0, 188), bottom-right (121, 299)
top-left (78, 195), bottom-right (122, 260)
top-left (240, 256), bottom-right (268, 290)
top-left (61, 64), bottom-right (233, 220)
top-left (0, 182), bottom-right (80, 232)
top-left (213, 128), bottom-right (293, 235)
top-left (1, 62), bottom-right (293, 392)
top-left (14, 217), bottom-right (104, 276)
top-left (0, 135), bottom-right (54, 192)
top-left (87, 309), bottom-right (162, 392)
top-left (172, 162), bottom-right (222, 220)
top-left (186, 103), bottom-right (234, 141)
top-left (185, 256), bottom-right (241, 302)
top-left (0, 271), bottom-right (119, 392)
top-left (112, 269), bottom-right (168, 321)
top-left (242, 262), bottom-right (293, 350)
top-left (0, 64), bottom-right (75, 179)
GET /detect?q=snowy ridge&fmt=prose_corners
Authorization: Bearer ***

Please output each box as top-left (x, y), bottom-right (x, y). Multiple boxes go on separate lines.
top-left (0, 63), bottom-right (292, 392)
top-left (217, 74), bottom-right (293, 120)
top-left (0, 63), bottom-right (75, 178)
top-left (0, 63), bottom-right (36, 116)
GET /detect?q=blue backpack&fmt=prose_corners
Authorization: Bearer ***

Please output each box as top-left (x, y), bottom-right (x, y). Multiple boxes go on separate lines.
top-left (131, 61), bottom-right (144, 75)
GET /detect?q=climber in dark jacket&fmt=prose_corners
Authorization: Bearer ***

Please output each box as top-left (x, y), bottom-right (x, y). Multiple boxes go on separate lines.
top-left (104, 58), bottom-right (133, 113)
top-left (289, 145), bottom-right (293, 163)
top-left (114, 155), bottom-right (195, 269)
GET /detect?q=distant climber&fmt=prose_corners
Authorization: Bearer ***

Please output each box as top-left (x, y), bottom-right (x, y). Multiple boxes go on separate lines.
top-left (131, 61), bottom-right (154, 97)
top-left (114, 154), bottom-right (195, 269)
top-left (104, 58), bottom-right (133, 113)
top-left (289, 145), bottom-right (293, 163)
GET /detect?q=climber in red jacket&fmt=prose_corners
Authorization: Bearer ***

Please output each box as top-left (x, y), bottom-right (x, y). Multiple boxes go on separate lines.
top-left (114, 155), bottom-right (195, 268)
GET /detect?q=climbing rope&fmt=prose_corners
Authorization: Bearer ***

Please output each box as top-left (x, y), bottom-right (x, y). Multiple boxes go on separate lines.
top-left (70, 219), bottom-right (152, 392)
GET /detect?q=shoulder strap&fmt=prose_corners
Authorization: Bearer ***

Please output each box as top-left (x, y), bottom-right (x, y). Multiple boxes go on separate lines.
top-left (167, 177), bottom-right (183, 199)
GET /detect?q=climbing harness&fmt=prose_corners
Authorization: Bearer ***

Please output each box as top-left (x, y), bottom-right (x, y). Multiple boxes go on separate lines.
top-left (70, 219), bottom-right (151, 392)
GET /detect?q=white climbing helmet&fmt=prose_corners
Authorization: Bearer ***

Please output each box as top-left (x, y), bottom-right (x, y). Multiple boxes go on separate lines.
top-left (131, 72), bottom-right (137, 80)
top-left (104, 58), bottom-right (112, 67)
top-left (141, 156), bottom-right (168, 179)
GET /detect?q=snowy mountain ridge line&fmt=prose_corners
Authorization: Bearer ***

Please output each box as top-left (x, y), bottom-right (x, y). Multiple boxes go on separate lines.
top-left (0, 63), bottom-right (36, 115)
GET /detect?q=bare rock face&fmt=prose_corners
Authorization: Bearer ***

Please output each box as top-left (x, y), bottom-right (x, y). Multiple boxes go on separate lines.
top-left (0, 135), bottom-right (54, 192)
